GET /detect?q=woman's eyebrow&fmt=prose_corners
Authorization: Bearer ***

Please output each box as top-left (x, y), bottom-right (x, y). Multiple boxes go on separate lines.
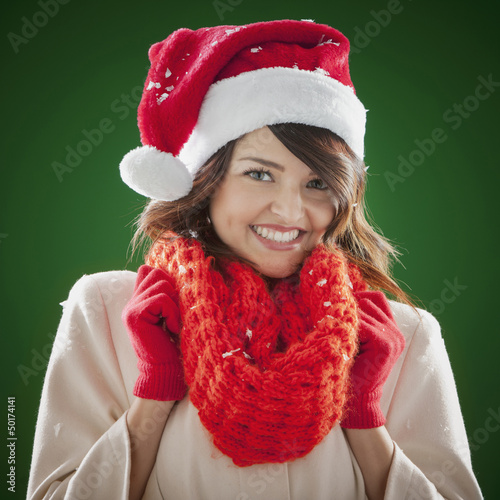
top-left (236, 156), bottom-right (285, 172)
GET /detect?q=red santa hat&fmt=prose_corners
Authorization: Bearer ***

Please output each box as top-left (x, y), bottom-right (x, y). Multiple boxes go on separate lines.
top-left (120, 19), bottom-right (367, 201)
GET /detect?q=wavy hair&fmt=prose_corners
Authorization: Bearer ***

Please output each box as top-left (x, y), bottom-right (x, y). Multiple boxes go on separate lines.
top-left (131, 123), bottom-right (415, 306)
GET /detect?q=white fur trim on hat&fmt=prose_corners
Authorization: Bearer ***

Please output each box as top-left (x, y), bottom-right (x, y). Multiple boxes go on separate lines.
top-left (119, 145), bottom-right (192, 201)
top-left (179, 67), bottom-right (367, 177)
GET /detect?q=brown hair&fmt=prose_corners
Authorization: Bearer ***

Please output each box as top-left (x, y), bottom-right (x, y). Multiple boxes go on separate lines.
top-left (132, 123), bottom-right (416, 306)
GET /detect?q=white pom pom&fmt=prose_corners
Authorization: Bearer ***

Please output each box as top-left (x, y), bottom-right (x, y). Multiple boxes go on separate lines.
top-left (119, 146), bottom-right (193, 201)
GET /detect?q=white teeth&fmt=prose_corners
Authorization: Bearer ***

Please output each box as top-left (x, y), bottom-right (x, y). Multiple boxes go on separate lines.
top-left (252, 226), bottom-right (300, 243)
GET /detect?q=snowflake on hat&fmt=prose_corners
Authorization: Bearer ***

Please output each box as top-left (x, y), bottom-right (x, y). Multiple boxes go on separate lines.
top-left (120, 19), bottom-right (366, 202)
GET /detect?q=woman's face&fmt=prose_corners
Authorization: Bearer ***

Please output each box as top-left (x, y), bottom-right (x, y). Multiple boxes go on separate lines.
top-left (209, 127), bottom-right (337, 278)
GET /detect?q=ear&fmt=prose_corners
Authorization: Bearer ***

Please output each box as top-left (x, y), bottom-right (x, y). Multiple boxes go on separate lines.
top-left (208, 183), bottom-right (220, 199)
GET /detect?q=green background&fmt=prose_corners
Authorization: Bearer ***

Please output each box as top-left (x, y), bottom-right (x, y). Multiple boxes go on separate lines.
top-left (1, 0), bottom-right (498, 497)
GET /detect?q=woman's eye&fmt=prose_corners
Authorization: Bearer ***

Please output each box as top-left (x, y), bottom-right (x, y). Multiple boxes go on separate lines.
top-left (245, 169), bottom-right (273, 181)
top-left (308, 178), bottom-right (328, 190)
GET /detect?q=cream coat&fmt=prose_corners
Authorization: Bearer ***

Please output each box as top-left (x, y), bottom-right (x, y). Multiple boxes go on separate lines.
top-left (27, 271), bottom-right (483, 499)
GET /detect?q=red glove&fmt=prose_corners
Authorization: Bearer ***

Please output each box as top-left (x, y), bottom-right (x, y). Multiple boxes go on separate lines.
top-left (122, 265), bottom-right (186, 401)
top-left (341, 291), bottom-right (406, 429)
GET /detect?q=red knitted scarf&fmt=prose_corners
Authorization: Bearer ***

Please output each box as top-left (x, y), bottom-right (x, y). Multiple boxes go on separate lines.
top-left (147, 236), bottom-right (367, 466)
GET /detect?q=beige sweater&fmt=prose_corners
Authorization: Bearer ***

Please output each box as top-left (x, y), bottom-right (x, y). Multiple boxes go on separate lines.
top-left (27, 270), bottom-right (483, 499)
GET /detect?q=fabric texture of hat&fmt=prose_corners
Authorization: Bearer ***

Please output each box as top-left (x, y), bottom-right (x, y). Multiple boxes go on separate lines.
top-left (120, 19), bottom-right (367, 201)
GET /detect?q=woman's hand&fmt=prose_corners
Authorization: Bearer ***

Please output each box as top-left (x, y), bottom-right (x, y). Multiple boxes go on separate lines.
top-left (122, 265), bottom-right (186, 401)
top-left (342, 290), bottom-right (406, 429)
top-left (341, 291), bottom-right (404, 499)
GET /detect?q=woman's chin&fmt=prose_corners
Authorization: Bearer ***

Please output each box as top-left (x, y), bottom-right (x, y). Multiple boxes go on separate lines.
top-left (255, 259), bottom-right (301, 279)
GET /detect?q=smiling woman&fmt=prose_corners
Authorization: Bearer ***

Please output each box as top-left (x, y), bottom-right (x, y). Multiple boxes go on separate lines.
top-left (27, 19), bottom-right (482, 500)
top-left (135, 123), bottom-right (407, 298)
top-left (210, 127), bottom-right (337, 278)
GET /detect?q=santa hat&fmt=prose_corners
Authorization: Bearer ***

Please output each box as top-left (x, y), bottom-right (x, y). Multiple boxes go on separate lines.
top-left (120, 19), bottom-right (366, 201)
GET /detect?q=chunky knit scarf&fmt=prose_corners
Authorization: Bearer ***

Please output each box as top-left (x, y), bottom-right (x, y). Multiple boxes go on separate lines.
top-left (147, 236), bottom-right (367, 466)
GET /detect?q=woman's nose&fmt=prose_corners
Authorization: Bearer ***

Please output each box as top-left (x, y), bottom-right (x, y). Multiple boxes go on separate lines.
top-left (270, 186), bottom-right (305, 224)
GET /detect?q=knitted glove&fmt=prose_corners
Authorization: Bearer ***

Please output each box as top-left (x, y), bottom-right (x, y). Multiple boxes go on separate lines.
top-left (341, 290), bottom-right (406, 429)
top-left (122, 265), bottom-right (186, 401)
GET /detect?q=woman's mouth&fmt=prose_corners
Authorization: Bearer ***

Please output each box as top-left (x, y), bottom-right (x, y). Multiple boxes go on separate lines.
top-left (250, 225), bottom-right (302, 243)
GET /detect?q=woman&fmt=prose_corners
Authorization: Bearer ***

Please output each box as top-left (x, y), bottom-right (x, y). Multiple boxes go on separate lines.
top-left (27, 20), bottom-right (482, 499)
